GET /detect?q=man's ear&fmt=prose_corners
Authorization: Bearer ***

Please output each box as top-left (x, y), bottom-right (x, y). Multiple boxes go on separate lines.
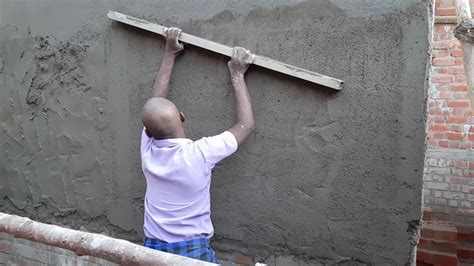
top-left (179, 111), bottom-right (186, 123)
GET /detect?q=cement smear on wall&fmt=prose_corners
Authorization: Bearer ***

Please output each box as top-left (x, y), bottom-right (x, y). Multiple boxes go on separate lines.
top-left (0, 1), bottom-right (432, 264)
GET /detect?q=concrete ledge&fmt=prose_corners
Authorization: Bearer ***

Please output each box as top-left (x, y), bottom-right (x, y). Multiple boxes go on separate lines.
top-left (0, 212), bottom-right (212, 266)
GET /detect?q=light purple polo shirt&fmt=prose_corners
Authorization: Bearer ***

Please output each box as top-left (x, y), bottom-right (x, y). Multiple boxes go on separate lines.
top-left (141, 129), bottom-right (238, 243)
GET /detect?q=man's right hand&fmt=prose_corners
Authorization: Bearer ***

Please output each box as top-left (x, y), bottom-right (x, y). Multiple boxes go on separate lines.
top-left (228, 47), bottom-right (255, 76)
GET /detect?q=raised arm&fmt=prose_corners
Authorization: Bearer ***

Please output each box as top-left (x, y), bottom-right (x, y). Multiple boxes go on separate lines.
top-left (152, 27), bottom-right (184, 98)
top-left (227, 47), bottom-right (256, 145)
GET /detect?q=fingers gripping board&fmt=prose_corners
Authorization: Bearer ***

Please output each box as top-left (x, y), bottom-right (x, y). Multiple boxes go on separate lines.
top-left (107, 11), bottom-right (344, 90)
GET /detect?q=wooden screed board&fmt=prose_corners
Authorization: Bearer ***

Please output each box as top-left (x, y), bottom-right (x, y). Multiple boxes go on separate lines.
top-left (108, 11), bottom-right (344, 90)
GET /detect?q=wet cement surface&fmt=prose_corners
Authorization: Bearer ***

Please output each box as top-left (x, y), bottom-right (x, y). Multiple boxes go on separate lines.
top-left (0, 0), bottom-right (432, 264)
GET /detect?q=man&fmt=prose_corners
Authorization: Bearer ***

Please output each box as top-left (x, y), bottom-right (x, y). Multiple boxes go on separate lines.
top-left (141, 27), bottom-right (255, 263)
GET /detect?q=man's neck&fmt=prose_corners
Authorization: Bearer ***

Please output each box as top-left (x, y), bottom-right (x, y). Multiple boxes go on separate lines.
top-left (173, 127), bottom-right (186, 139)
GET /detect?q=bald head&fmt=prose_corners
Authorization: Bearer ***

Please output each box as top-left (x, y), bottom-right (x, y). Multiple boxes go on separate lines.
top-left (142, 97), bottom-right (183, 139)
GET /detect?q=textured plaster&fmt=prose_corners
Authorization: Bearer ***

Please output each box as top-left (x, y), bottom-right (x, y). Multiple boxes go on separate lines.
top-left (0, 0), bottom-right (432, 264)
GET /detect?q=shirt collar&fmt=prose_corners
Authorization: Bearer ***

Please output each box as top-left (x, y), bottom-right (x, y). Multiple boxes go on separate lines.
top-left (154, 138), bottom-right (192, 148)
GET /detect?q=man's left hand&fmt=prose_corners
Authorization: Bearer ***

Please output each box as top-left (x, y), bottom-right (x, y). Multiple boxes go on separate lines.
top-left (165, 27), bottom-right (184, 55)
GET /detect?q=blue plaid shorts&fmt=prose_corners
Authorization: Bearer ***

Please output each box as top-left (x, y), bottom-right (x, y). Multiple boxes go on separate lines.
top-left (144, 237), bottom-right (219, 264)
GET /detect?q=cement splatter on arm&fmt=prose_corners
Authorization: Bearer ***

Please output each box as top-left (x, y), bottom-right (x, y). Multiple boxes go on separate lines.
top-left (152, 27), bottom-right (184, 98)
top-left (227, 47), bottom-right (256, 145)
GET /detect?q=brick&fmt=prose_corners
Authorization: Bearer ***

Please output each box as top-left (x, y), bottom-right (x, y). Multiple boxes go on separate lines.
top-left (12, 242), bottom-right (48, 262)
top-left (453, 92), bottom-right (470, 99)
top-left (461, 142), bottom-right (472, 149)
top-left (434, 67), bottom-right (449, 74)
top-left (432, 251), bottom-right (458, 265)
top-left (423, 210), bottom-right (432, 221)
top-left (449, 85), bottom-right (469, 91)
top-left (455, 57), bottom-right (464, 65)
top-left (461, 201), bottom-right (472, 208)
top-left (423, 188), bottom-right (431, 195)
top-left (434, 42), bottom-right (449, 50)
top-left (433, 174), bottom-right (445, 182)
top-left (462, 185), bottom-right (474, 193)
top-left (427, 140), bottom-right (438, 148)
top-left (427, 158), bottom-right (438, 167)
top-left (449, 184), bottom-right (461, 191)
top-left (439, 140), bottom-right (449, 148)
top-left (451, 168), bottom-right (465, 176)
top-left (447, 132), bottom-right (464, 140)
top-left (216, 250), bottom-right (234, 262)
top-left (451, 108), bottom-right (468, 116)
top-left (437, 91), bottom-right (453, 99)
top-left (433, 132), bottom-right (445, 139)
top-left (0, 253), bottom-right (11, 264)
top-left (435, 25), bottom-right (446, 33)
top-left (448, 66), bottom-right (465, 74)
top-left (443, 191), bottom-right (464, 200)
top-left (435, 0), bottom-right (455, 8)
top-left (429, 224), bottom-right (457, 241)
top-left (439, 159), bottom-right (449, 167)
top-left (451, 49), bottom-right (464, 57)
top-left (434, 191), bottom-right (443, 197)
top-left (458, 228), bottom-right (474, 241)
top-left (432, 75), bottom-right (455, 83)
top-left (433, 34), bottom-right (443, 42)
top-left (424, 174), bottom-right (432, 181)
top-left (467, 194), bottom-right (474, 201)
top-left (430, 108), bottom-right (449, 116)
top-left (421, 227), bottom-right (434, 238)
top-left (456, 208), bottom-right (474, 216)
top-left (234, 253), bottom-right (253, 264)
top-left (427, 167), bottom-right (451, 175)
top-left (468, 170), bottom-right (474, 177)
top-left (448, 141), bottom-right (461, 149)
top-left (455, 75), bottom-right (466, 82)
top-left (0, 243), bottom-right (12, 253)
top-left (431, 116), bottom-right (445, 124)
top-left (435, 7), bottom-right (457, 16)
top-left (447, 116), bottom-right (469, 123)
top-left (451, 125), bottom-right (463, 132)
top-left (429, 205), bottom-right (452, 214)
top-left (433, 50), bottom-right (449, 57)
top-left (428, 197), bottom-right (448, 206)
top-left (419, 238), bottom-right (458, 253)
top-left (448, 200), bottom-right (459, 207)
top-left (446, 177), bottom-right (463, 184)
top-left (447, 100), bottom-right (470, 108)
top-left (454, 160), bottom-right (468, 169)
top-left (429, 124), bottom-right (449, 131)
top-left (469, 162), bottom-right (474, 169)
top-left (448, 39), bottom-right (462, 49)
top-left (417, 248), bottom-right (433, 264)
top-left (433, 57), bottom-right (455, 66)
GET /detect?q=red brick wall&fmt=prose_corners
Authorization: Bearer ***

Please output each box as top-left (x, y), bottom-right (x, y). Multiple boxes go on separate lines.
top-left (423, 0), bottom-right (474, 222)
top-left (0, 232), bottom-right (116, 265)
top-left (429, 27), bottom-right (472, 150)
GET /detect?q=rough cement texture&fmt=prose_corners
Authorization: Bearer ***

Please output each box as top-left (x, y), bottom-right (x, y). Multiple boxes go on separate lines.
top-left (0, 0), bottom-right (432, 264)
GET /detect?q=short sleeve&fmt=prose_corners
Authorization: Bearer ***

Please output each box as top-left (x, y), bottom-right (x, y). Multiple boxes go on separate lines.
top-left (194, 131), bottom-right (238, 169)
top-left (141, 128), bottom-right (152, 153)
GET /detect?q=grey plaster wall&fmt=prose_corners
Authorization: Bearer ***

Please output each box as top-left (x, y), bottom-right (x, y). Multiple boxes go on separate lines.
top-left (0, 0), bottom-right (432, 264)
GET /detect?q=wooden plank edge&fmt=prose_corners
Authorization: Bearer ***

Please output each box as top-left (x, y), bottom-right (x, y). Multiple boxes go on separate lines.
top-left (108, 10), bottom-right (343, 90)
